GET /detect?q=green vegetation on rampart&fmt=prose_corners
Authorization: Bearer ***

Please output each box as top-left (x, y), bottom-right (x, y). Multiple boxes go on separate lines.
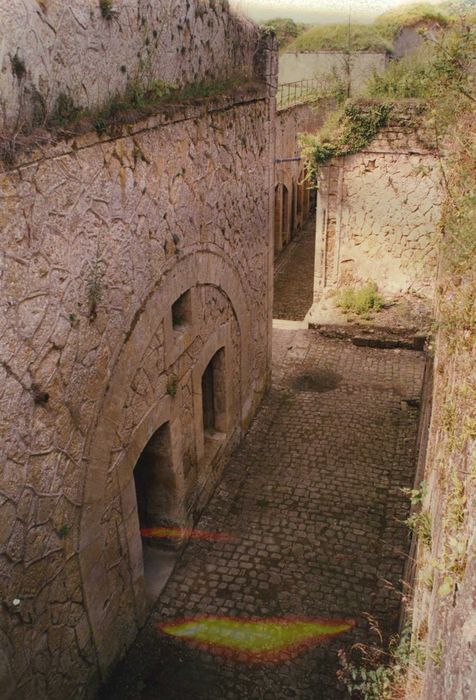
top-left (300, 19), bottom-right (475, 177)
top-left (284, 3), bottom-right (454, 54)
top-left (286, 23), bottom-right (393, 53)
top-left (375, 2), bottom-right (450, 40)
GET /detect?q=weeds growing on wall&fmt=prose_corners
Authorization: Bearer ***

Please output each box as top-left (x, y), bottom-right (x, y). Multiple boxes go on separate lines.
top-left (92, 79), bottom-right (177, 134)
top-left (48, 93), bottom-right (82, 129)
top-left (334, 282), bottom-right (384, 317)
top-left (406, 509), bottom-right (432, 549)
top-left (439, 118), bottom-right (476, 277)
top-left (337, 625), bottom-right (425, 700)
top-left (0, 74), bottom-right (255, 167)
top-left (397, 15), bottom-right (475, 686)
top-left (300, 18), bottom-right (475, 179)
top-left (366, 47), bottom-right (436, 99)
top-left (91, 75), bottom-right (253, 136)
top-left (367, 19), bottom-right (476, 111)
top-left (99, 0), bottom-right (115, 20)
top-left (300, 101), bottom-right (393, 178)
top-left (166, 375), bottom-right (179, 397)
top-left (298, 67), bottom-right (349, 108)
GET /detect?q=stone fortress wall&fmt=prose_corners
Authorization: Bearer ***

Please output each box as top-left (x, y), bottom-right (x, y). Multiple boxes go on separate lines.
top-left (0, 2), bottom-right (277, 698)
top-left (279, 51), bottom-right (389, 94)
top-left (0, 0), bottom-right (260, 132)
top-left (409, 297), bottom-right (476, 700)
top-left (314, 123), bottom-right (443, 301)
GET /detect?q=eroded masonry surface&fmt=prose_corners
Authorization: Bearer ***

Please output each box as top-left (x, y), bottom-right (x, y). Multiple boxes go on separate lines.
top-left (100, 329), bottom-right (425, 699)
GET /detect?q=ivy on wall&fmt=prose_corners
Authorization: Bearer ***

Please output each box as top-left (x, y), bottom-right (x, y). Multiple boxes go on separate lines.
top-left (300, 100), bottom-right (394, 174)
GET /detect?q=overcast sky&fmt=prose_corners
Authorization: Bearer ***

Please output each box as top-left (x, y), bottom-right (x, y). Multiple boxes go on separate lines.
top-left (232, 0), bottom-right (442, 23)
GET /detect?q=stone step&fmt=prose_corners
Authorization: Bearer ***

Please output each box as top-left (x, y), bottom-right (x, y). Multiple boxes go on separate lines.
top-left (308, 322), bottom-right (428, 351)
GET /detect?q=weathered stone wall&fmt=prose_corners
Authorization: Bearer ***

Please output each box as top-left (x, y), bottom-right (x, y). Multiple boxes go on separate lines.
top-left (279, 51), bottom-right (388, 92)
top-left (0, 0), bottom-right (260, 132)
top-left (314, 126), bottom-right (443, 300)
top-left (407, 272), bottom-right (476, 699)
top-left (0, 76), bottom-right (274, 699)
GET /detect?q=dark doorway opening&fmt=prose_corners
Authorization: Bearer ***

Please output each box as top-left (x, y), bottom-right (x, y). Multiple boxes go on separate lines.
top-left (282, 184), bottom-right (290, 246)
top-left (201, 348), bottom-right (227, 466)
top-left (172, 289), bottom-right (192, 332)
top-left (202, 360), bottom-right (215, 431)
top-left (274, 184), bottom-right (282, 254)
top-left (134, 422), bottom-right (180, 599)
top-left (291, 179), bottom-right (297, 238)
top-left (202, 348), bottom-right (226, 436)
top-left (134, 422), bottom-right (176, 527)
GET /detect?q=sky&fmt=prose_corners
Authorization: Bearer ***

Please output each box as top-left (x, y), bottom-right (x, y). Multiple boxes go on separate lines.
top-left (232, 0), bottom-right (442, 23)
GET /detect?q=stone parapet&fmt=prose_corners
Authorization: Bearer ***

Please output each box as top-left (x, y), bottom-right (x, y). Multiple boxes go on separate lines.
top-left (0, 0), bottom-right (261, 134)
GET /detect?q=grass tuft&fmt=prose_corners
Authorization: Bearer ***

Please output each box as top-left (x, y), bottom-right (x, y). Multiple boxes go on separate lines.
top-left (99, 0), bottom-right (115, 20)
top-left (335, 282), bottom-right (384, 316)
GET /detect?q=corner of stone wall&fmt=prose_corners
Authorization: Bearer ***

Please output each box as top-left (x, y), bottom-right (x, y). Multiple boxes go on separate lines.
top-left (253, 31), bottom-right (279, 93)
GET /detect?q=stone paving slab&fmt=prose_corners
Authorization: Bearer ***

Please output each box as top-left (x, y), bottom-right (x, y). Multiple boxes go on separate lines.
top-left (273, 218), bottom-right (316, 322)
top-left (99, 330), bottom-right (426, 700)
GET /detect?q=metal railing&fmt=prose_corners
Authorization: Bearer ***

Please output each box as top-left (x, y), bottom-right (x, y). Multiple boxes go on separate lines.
top-left (277, 79), bottom-right (321, 109)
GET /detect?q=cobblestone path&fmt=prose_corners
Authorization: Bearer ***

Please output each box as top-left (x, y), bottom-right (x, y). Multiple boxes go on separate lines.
top-left (100, 330), bottom-right (425, 700)
top-left (273, 217), bottom-right (316, 321)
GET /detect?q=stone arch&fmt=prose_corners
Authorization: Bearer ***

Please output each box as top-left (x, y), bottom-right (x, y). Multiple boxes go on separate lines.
top-left (134, 422), bottom-right (180, 527)
top-left (192, 323), bottom-right (233, 467)
top-left (274, 183), bottom-right (282, 253)
top-left (291, 177), bottom-right (297, 239)
top-left (274, 181), bottom-right (291, 253)
top-left (79, 249), bottom-right (250, 676)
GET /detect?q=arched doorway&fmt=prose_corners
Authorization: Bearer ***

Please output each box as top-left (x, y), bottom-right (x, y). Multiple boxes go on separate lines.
top-left (134, 421), bottom-right (182, 600)
top-left (134, 422), bottom-right (179, 529)
top-left (291, 179), bottom-right (297, 238)
top-left (282, 184), bottom-right (290, 246)
top-left (274, 184), bottom-right (282, 254)
top-left (202, 348), bottom-right (227, 435)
